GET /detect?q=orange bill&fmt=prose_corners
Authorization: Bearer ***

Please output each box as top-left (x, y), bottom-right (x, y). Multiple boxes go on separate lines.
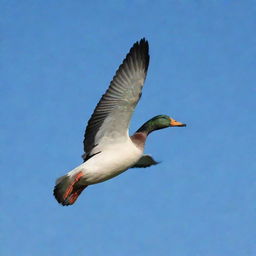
top-left (170, 118), bottom-right (186, 127)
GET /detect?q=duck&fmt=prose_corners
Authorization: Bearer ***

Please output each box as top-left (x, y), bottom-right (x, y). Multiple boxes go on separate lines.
top-left (54, 38), bottom-right (186, 206)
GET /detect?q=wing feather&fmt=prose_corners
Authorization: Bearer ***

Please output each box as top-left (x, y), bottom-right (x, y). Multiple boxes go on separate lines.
top-left (83, 39), bottom-right (149, 157)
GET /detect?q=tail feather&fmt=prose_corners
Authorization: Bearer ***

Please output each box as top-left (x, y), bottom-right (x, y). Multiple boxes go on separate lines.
top-left (53, 172), bottom-right (87, 206)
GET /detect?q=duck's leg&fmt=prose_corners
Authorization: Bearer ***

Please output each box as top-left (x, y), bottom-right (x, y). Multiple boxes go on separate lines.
top-left (54, 171), bottom-right (88, 206)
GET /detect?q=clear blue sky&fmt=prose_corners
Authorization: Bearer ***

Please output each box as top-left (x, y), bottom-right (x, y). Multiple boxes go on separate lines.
top-left (1, 1), bottom-right (256, 255)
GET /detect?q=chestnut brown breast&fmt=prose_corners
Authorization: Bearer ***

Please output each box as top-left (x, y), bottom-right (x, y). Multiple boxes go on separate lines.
top-left (130, 132), bottom-right (147, 150)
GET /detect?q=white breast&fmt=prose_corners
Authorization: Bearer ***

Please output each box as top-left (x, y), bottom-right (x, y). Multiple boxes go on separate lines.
top-left (69, 138), bottom-right (143, 185)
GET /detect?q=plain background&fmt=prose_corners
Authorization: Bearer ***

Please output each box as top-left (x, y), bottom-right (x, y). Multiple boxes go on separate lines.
top-left (1, 1), bottom-right (256, 255)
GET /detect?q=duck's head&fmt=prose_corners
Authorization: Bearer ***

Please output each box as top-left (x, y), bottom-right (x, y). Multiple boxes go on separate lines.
top-left (137, 115), bottom-right (186, 134)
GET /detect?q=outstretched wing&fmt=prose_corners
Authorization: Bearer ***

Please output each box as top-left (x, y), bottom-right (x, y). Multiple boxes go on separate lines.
top-left (131, 155), bottom-right (159, 168)
top-left (83, 39), bottom-right (150, 158)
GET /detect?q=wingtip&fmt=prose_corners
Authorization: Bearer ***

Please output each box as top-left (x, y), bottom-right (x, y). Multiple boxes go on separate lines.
top-left (139, 37), bottom-right (148, 45)
top-left (130, 38), bottom-right (150, 73)
top-left (135, 37), bottom-right (149, 49)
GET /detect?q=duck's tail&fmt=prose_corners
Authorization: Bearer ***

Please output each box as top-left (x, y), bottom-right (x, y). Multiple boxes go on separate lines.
top-left (53, 171), bottom-right (87, 206)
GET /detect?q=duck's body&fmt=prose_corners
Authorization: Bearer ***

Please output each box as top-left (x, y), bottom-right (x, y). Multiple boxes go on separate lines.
top-left (54, 39), bottom-right (186, 206)
top-left (69, 137), bottom-right (143, 185)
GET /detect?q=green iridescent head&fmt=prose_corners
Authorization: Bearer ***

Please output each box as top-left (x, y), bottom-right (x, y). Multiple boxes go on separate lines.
top-left (136, 115), bottom-right (186, 134)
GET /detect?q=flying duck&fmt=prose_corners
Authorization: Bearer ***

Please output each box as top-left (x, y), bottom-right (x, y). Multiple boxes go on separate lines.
top-left (54, 38), bottom-right (186, 206)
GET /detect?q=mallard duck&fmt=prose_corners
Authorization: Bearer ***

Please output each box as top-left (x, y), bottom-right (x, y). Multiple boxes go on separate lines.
top-left (54, 38), bottom-right (186, 206)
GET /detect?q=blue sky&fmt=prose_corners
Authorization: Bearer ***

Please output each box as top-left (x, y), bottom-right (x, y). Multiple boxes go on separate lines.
top-left (1, 1), bottom-right (256, 255)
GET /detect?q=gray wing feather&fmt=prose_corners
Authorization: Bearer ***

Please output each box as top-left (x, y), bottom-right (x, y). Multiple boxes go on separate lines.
top-left (131, 155), bottom-right (159, 168)
top-left (83, 39), bottom-right (149, 157)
